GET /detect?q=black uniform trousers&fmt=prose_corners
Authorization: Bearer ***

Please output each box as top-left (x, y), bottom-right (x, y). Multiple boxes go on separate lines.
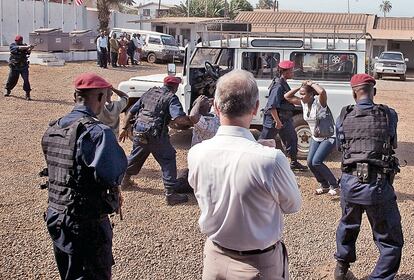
top-left (5, 65), bottom-right (31, 93)
top-left (110, 52), bottom-right (118, 67)
top-left (335, 196), bottom-right (403, 280)
top-left (46, 208), bottom-right (114, 280)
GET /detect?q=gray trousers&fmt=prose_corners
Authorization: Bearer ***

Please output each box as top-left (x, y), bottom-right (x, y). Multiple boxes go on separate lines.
top-left (202, 238), bottom-right (289, 280)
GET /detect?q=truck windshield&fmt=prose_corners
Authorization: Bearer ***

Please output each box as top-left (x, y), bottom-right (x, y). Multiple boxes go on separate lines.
top-left (380, 53), bottom-right (403, 61)
top-left (161, 35), bottom-right (178, 46)
top-left (290, 52), bottom-right (357, 81)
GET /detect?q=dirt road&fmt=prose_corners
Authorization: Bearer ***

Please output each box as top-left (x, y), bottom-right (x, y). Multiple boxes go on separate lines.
top-left (0, 62), bottom-right (413, 279)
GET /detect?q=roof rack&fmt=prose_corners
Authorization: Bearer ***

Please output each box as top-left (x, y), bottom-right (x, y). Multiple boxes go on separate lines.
top-left (200, 21), bottom-right (368, 51)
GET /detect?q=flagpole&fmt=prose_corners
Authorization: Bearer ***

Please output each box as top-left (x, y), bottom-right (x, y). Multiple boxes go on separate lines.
top-left (74, 1), bottom-right (77, 30)
top-left (16, 0), bottom-right (19, 34)
top-left (61, 0), bottom-right (64, 30)
top-left (47, 0), bottom-right (50, 27)
top-left (33, 0), bottom-right (36, 31)
top-left (0, 0), bottom-right (3, 46)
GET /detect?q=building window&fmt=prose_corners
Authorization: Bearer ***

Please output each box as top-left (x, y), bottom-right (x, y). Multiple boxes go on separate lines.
top-left (143, 9), bottom-right (150, 17)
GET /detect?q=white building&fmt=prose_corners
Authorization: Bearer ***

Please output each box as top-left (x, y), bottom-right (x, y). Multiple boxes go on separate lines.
top-left (133, 2), bottom-right (172, 31)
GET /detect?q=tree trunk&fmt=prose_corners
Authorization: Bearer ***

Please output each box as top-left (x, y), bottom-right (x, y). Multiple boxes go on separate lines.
top-left (97, 0), bottom-right (111, 31)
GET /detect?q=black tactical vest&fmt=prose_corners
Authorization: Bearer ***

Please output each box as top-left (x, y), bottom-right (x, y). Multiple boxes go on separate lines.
top-left (338, 104), bottom-right (392, 168)
top-left (41, 116), bottom-right (118, 217)
top-left (9, 44), bottom-right (29, 68)
top-left (136, 86), bottom-right (174, 135)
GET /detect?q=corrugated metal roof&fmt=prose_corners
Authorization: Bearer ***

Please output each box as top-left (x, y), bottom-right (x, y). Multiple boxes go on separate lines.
top-left (236, 11), bottom-right (372, 31)
top-left (376, 17), bottom-right (414, 30)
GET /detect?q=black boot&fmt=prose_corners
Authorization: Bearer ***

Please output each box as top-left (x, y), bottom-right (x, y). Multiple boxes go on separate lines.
top-left (4, 90), bottom-right (11, 97)
top-left (334, 261), bottom-right (349, 280)
top-left (25, 91), bottom-right (31, 101)
top-left (165, 189), bottom-right (188, 206)
top-left (290, 160), bottom-right (308, 171)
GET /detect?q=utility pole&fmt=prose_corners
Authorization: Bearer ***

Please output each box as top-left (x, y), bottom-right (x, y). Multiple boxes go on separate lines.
top-left (224, 0), bottom-right (228, 18)
top-left (274, 0), bottom-right (279, 12)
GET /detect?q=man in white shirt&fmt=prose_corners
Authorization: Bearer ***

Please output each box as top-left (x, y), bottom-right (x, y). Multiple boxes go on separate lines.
top-left (96, 30), bottom-right (108, 68)
top-left (188, 69), bottom-right (302, 280)
top-left (97, 87), bottom-right (129, 136)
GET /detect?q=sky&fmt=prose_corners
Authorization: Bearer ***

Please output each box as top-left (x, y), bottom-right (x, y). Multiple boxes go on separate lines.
top-left (139, 0), bottom-right (414, 17)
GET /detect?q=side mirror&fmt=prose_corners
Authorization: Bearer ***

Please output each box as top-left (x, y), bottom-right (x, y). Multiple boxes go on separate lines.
top-left (405, 58), bottom-right (409, 62)
top-left (167, 63), bottom-right (176, 76)
top-left (374, 56), bottom-right (379, 60)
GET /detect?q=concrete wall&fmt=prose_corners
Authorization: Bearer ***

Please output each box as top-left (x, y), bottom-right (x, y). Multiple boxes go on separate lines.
top-left (0, 0), bottom-right (141, 46)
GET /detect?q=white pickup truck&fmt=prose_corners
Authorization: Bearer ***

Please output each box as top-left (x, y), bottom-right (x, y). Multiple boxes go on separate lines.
top-left (119, 35), bottom-right (365, 157)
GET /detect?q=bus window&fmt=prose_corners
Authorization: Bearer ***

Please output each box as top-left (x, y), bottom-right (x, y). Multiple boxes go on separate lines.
top-left (290, 52), bottom-right (357, 81)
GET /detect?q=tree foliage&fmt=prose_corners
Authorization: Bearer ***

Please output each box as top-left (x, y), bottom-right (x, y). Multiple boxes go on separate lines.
top-left (256, 0), bottom-right (275, 10)
top-left (96, 0), bottom-right (134, 31)
top-left (169, 0), bottom-right (252, 19)
top-left (379, 0), bottom-right (392, 17)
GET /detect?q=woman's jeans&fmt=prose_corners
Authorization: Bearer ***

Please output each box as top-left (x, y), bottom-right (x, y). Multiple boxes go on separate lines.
top-left (307, 137), bottom-right (338, 188)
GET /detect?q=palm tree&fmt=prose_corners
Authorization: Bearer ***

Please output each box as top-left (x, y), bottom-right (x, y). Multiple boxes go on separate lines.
top-left (96, 0), bottom-right (134, 31)
top-left (379, 0), bottom-right (392, 17)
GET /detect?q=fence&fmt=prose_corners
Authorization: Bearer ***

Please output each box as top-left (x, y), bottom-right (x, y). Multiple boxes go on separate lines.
top-left (0, 0), bottom-right (140, 46)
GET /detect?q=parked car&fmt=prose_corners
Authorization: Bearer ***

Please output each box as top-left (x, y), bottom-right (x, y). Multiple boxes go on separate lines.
top-left (118, 31), bottom-right (366, 158)
top-left (374, 51), bottom-right (408, 81)
top-left (109, 28), bottom-right (181, 63)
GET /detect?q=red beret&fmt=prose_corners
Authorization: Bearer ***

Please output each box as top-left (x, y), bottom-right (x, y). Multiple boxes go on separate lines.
top-left (164, 76), bottom-right (181, 85)
top-left (15, 35), bottom-right (23, 41)
top-left (278, 60), bottom-right (295, 70)
top-left (74, 73), bottom-right (112, 90)
top-left (350, 74), bottom-right (376, 88)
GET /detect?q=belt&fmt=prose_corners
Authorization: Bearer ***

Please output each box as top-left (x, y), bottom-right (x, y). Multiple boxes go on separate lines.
top-left (212, 241), bottom-right (278, 256)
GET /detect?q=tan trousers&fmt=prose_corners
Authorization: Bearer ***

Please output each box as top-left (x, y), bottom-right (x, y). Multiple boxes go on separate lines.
top-left (202, 239), bottom-right (289, 280)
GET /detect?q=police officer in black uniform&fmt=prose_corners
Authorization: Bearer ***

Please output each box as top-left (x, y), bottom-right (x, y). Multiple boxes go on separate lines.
top-left (259, 60), bottom-right (307, 171)
top-left (119, 76), bottom-right (193, 205)
top-left (334, 74), bottom-right (404, 280)
top-left (41, 73), bottom-right (127, 280)
top-left (4, 35), bottom-right (33, 100)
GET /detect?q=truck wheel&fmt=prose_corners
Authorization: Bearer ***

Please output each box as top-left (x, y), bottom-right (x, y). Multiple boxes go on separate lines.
top-left (374, 72), bottom-right (379, 79)
top-left (293, 114), bottom-right (311, 160)
top-left (147, 53), bottom-right (156, 64)
top-left (400, 74), bottom-right (406, 81)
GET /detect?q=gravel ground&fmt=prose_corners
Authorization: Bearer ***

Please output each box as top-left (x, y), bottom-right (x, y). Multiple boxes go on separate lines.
top-left (0, 61), bottom-right (413, 280)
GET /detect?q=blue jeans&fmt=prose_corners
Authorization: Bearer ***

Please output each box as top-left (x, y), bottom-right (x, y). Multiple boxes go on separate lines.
top-left (307, 137), bottom-right (337, 187)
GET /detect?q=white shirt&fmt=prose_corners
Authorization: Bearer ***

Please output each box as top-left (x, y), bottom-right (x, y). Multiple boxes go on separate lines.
top-left (301, 96), bottom-right (336, 142)
top-left (191, 114), bottom-right (220, 146)
top-left (96, 96), bottom-right (128, 136)
top-left (188, 125), bottom-right (301, 251)
top-left (97, 36), bottom-right (108, 51)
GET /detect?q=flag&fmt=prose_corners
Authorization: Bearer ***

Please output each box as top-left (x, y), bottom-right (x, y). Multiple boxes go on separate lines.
top-left (75, 0), bottom-right (83, 6)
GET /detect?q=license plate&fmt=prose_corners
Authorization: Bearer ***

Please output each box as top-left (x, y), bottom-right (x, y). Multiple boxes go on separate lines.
top-left (384, 69), bottom-right (395, 73)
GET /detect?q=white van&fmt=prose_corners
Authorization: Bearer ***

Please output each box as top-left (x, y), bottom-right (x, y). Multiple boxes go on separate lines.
top-left (110, 28), bottom-right (180, 63)
top-left (118, 25), bottom-right (367, 157)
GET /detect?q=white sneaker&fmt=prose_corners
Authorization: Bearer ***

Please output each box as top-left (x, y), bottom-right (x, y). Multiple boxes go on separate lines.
top-left (328, 188), bottom-right (339, 196)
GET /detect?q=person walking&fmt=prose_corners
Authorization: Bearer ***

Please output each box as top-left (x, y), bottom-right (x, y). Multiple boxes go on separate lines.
top-left (259, 60), bottom-right (308, 171)
top-left (109, 33), bottom-right (119, 68)
top-left (188, 69), bottom-right (302, 280)
top-left (284, 81), bottom-right (339, 195)
top-left (119, 76), bottom-right (193, 205)
top-left (333, 74), bottom-right (404, 280)
top-left (41, 73), bottom-right (127, 280)
top-left (4, 35), bottom-right (34, 100)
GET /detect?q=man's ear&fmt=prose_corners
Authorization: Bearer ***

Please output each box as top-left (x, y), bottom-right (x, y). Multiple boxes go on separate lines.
top-left (352, 89), bottom-right (357, 100)
top-left (213, 100), bottom-right (220, 116)
top-left (252, 100), bottom-right (259, 116)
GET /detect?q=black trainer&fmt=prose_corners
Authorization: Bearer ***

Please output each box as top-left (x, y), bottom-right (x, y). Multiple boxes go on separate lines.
top-left (334, 261), bottom-right (349, 280)
top-left (25, 92), bottom-right (32, 101)
top-left (4, 90), bottom-right (11, 97)
top-left (290, 160), bottom-right (308, 171)
top-left (165, 190), bottom-right (188, 206)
